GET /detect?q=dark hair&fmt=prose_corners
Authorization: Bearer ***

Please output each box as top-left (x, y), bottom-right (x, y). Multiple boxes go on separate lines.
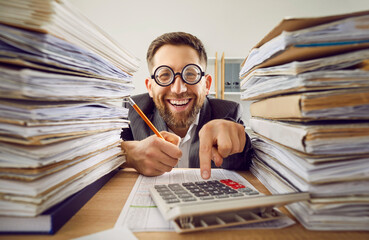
top-left (146, 32), bottom-right (207, 71)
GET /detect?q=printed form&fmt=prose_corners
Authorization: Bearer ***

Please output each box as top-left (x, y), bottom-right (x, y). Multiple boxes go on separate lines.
top-left (115, 169), bottom-right (294, 232)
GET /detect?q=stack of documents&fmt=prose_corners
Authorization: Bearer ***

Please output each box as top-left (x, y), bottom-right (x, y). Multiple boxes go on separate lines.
top-left (240, 10), bottom-right (369, 231)
top-left (0, 0), bottom-right (139, 232)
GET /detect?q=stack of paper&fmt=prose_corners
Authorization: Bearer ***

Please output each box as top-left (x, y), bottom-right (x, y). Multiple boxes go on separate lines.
top-left (240, 10), bottom-right (369, 231)
top-left (0, 0), bottom-right (138, 232)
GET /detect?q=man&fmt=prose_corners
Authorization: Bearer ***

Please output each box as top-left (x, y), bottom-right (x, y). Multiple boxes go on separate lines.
top-left (121, 32), bottom-right (252, 179)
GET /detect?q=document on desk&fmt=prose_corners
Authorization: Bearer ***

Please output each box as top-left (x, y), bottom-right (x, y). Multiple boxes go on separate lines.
top-left (73, 225), bottom-right (137, 240)
top-left (115, 169), bottom-right (295, 232)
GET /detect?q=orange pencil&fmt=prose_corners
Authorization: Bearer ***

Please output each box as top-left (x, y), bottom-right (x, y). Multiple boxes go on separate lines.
top-left (127, 97), bottom-right (165, 139)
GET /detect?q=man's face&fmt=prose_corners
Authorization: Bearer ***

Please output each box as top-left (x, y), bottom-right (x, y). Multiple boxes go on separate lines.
top-left (145, 45), bottom-right (212, 131)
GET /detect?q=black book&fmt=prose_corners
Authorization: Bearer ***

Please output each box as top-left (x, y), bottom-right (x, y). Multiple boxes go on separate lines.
top-left (0, 168), bottom-right (118, 234)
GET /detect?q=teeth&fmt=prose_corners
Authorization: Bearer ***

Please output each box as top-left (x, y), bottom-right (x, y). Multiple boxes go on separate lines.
top-left (169, 99), bottom-right (189, 106)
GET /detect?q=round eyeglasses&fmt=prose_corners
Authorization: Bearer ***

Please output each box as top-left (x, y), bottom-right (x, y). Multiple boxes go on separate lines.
top-left (151, 64), bottom-right (205, 87)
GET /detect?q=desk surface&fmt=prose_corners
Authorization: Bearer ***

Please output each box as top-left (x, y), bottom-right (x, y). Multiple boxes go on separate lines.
top-left (1, 168), bottom-right (368, 240)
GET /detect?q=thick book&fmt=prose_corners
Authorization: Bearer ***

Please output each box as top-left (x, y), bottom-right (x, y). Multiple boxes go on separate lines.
top-left (239, 10), bottom-right (369, 80)
top-left (241, 47), bottom-right (369, 84)
top-left (0, 0), bottom-right (139, 74)
top-left (240, 69), bottom-right (369, 101)
top-left (0, 168), bottom-right (118, 234)
top-left (249, 88), bottom-right (369, 121)
top-left (250, 159), bottom-right (369, 231)
top-left (249, 117), bottom-right (369, 155)
top-left (251, 135), bottom-right (369, 184)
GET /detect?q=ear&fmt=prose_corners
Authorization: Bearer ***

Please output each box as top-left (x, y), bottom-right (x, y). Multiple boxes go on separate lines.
top-left (204, 74), bottom-right (212, 95)
top-left (145, 78), bottom-right (154, 97)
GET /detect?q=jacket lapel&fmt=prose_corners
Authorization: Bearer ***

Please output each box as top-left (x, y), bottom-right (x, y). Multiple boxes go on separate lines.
top-left (152, 107), bottom-right (168, 132)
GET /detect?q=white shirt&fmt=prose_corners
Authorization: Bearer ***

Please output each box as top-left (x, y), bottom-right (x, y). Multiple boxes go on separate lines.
top-left (169, 113), bottom-right (200, 168)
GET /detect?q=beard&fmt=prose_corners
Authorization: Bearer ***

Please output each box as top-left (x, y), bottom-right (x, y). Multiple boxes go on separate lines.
top-left (153, 92), bottom-right (206, 130)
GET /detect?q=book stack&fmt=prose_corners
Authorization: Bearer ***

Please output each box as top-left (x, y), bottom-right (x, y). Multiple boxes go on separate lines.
top-left (0, 0), bottom-right (139, 234)
top-left (240, 10), bottom-right (369, 231)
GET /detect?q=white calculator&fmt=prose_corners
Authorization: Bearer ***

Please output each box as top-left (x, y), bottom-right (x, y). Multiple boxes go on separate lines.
top-left (149, 179), bottom-right (309, 233)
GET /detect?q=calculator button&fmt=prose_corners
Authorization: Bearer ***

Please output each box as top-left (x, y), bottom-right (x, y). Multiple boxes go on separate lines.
top-left (220, 179), bottom-right (245, 189)
top-left (193, 191), bottom-right (208, 196)
top-left (228, 184), bottom-right (244, 190)
top-left (177, 193), bottom-right (193, 199)
top-left (159, 191), bottom-right (175, 196)
top-left (209, 191), bottom-right (223, 196)
top-left (195, 181), bottom-right (207, 186)
top-left (158, 190), bottom-right (172, 194)
top-left (185, 185), bottom-right (199, 190)
top-left (188, 188), bottom-right (202, 193)
top-left (200, 196), bottom-right (215, 200)
top-left (173, 190), bottom-right (188, 194)
top-left (162, 195), bottom-right (177, 200)
top-left (230, 193), bottom-right (244, 197)
top-left (165, 199), bottom-right (180, 204)
top-left (245, 191), bottom-right (259, 195)
top-left (182, 182), bottom-right (195, 187)
top-left (182, 197), bottom-right (197, 202)
top-left (224, 189), bottom-right (238, 194)
top-left (168, 184), bottom-right (183, 190)
top-left (220, 179), bottom-right (232, 183)
top-left (215, 195), bottom-right (229, 199)
top-left (168, 183), bottom-right (181, 187)
top-left (155, 185), bottom-right (169, 190)
top-left (238, 187), bottom-right (253, 193)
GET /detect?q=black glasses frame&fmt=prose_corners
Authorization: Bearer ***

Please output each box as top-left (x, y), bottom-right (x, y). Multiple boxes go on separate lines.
top-left (151, 63), bottom-right (205, 87)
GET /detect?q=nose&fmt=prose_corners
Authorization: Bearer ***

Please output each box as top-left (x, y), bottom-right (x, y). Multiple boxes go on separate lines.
top-left (170, 75), bottom-right (187, 94)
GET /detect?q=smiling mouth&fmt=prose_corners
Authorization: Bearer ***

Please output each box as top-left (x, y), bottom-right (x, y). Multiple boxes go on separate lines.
top-left (168, 98), bottom-right (191, 107)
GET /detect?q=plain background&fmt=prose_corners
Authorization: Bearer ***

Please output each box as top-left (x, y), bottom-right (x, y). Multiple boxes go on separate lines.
top-left (72, 0), bottom-right (369, 124)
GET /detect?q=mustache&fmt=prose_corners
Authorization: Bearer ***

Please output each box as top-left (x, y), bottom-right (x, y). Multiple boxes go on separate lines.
top-left (164, 93), bottom-right (193, 99)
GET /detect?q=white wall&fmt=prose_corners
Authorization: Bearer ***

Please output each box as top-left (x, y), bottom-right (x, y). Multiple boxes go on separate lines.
top-left (72, 0), bottom-right (369, 92)
top-left (71, 0), bottom-right (369, 124)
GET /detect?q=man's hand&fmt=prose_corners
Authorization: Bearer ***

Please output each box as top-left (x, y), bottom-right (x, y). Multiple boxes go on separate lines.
top-left (199, 119), bottom-right (246, 179)
top-left (121, 131), bottom-right (182, 176)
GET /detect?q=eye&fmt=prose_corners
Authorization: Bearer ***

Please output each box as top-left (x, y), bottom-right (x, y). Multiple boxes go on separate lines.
top-left (184, 68), bottom-right (200, 82)
top-left (185, 72), bottom-right (196, 77)
top-left (159, 72), bottom-right (171, 79)
top-left (156, 68), bottom-right (173, 82)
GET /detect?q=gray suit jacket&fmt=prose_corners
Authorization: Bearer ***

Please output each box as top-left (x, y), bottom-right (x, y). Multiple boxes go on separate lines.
top-left (121, 93), bottom-right (252, 170)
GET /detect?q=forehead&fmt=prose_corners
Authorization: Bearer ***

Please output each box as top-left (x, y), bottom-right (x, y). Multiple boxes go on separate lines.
top-left (152, 45), bottom-right (202, 70)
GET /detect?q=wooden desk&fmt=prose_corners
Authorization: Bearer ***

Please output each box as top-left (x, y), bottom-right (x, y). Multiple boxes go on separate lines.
top-left (1, 168), bottom-right (368, 240)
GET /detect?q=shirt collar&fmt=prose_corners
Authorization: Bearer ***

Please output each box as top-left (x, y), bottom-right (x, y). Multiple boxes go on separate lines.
top-left (168, 112), bottom-right (200, 144)
top-left (181, 113), bottom-right (200, 144)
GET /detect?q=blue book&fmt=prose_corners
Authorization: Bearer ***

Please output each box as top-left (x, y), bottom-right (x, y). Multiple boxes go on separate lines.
top-left (0, 168), bottom-right (119, 234)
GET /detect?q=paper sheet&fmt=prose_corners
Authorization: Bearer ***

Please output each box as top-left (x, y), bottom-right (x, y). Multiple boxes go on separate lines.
top-left (73, 225), bottom-right (137, 240)
top-left (115, 169), bottom-right (295, 232)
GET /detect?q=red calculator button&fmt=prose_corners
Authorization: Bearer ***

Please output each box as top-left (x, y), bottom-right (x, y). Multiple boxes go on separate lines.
top-left (220, 179), bottom-right (232, 184)
top-left (220, 179), bottom-right (246, 189)
top-left (232, 184), bottom-right (245, 189)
